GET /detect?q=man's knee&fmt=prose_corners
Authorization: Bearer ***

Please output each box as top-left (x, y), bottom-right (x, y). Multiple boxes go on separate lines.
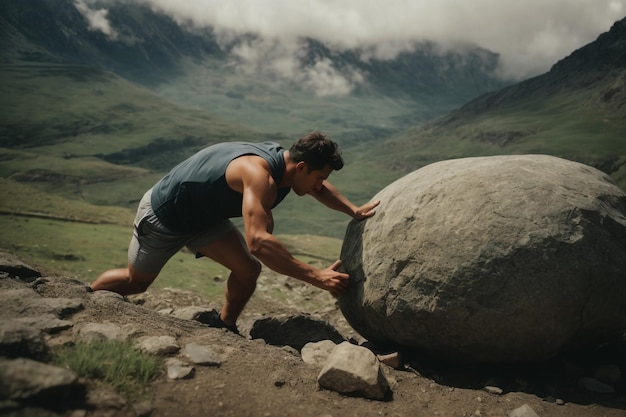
top-left (234, 258), bottom-right (262, 283)
top-left (246, 258), bottom-right (262, 279)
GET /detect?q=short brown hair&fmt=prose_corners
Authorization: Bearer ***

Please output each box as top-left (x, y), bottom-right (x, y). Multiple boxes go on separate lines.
top-left (289, 131), bottom-right (344, 171)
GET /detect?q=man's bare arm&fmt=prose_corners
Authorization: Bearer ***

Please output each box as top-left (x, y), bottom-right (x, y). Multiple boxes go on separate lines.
top-left (309, 180), bottom-right (380, 220)
top-left (228, 157), bottom-right (349, 296)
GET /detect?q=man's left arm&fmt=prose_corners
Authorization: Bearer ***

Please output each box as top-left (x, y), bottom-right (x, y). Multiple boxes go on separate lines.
top-left (309, 181), bottom-right (380, 220)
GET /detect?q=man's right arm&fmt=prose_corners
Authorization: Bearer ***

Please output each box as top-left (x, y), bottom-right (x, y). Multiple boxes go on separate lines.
top-left (227, 157), bottom-right (350, 297)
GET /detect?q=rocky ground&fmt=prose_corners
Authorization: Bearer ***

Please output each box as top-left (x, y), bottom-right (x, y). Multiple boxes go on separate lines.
top-left (1, 252), bottom-right (626, 417)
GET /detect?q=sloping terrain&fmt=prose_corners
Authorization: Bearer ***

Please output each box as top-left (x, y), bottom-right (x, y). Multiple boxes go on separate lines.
top-left (1, 255), bottom-right (625, 417)
top-left (368, 17), bottom-right (626, 190)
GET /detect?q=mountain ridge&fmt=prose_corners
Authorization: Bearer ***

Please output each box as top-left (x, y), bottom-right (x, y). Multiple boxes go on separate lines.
top-left (366, 16), bottom-right (626, 190)
top-left (0, 0), bottom-right (511, 109)
top-left (1, 5), bottom-right (625, 247)
top-left (457, 16), bottom-right (626, 114)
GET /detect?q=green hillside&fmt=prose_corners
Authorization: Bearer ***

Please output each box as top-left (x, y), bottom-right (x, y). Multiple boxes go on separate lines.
top-left (0, 59), bottom-right (388, 287)
top-left (0, 63), bottom-right (270, 155)
top-left (367, 19), bottom-right (626, 191)
top-left (0, 62), bottom-right (285, 208)
top-left (2, 8), bottom-right (625, 285)
top-left (368, 74), bottom-right (626, 190)
top-left (365, 18), bottom-right (626, 191)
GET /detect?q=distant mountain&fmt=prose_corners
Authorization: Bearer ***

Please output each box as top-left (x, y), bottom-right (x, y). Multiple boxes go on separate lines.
top-left (3, 1), bottom-right (622, 239)
top-left (0, 0), bottom-right (222, 84)
top-left (368, 16), bottom-right (626, 190)
top-left (453, 16), bottom-right (626, 114)
top-left (295, 37), bottom-right (505, 103)
top-left (0, 0), bottom-right (511, 138)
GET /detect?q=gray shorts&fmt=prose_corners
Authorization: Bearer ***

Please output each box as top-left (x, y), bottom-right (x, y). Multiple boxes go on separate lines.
top-left (128, 189), bottom-right (236, 275)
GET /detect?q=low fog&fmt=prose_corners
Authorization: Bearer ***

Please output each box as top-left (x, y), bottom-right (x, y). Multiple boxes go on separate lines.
top-left (75, 0), bottom-right (625, 93)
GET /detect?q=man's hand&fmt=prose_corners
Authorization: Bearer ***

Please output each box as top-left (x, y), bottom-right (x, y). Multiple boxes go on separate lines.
top-left (353, 199), bottom-right (381, 220)
top-left (316, 260), bottom-right (350, 297)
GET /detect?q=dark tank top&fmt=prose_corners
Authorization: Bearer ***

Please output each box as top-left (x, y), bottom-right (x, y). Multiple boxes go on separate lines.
top-left (151, 141), bottom-right (290, 233)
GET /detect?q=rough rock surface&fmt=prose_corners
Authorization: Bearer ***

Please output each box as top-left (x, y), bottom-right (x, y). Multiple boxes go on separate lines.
top-left (317, 341), bottom-right (390, 400)
top-left (339, 155), bottom-right (626, 363)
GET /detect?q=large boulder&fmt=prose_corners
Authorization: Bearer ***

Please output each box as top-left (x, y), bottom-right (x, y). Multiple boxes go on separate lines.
top-left (339, 155), bottom-right (626, 363)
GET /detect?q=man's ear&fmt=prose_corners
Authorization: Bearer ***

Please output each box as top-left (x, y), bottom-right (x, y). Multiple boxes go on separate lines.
top-left (295, 161), bottom-right (306, 172)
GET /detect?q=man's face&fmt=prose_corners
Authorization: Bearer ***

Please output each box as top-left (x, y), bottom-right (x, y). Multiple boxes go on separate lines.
top-left (293, 163), bottom-right (333, 196)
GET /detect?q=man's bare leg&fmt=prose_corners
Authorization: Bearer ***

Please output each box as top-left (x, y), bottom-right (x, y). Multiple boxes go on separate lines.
top-left (197, 229), bottom-right (261, 326)
top-left (90, 265), bottom-right (157, 296)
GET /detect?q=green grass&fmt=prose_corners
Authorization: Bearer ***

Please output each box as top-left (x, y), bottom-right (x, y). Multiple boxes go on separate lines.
top-left (0, 63), bottom-right (259, 155)
top-left (155, 58), bottom-right (432, 141)
top-left (367, 78), bottom-right (626, 191)
top-left (0, 177), bottom-right (136, 224)
top-left (0, 208), bottom-right (343, 300)
top-left (51, 340), bottom-right (163, 399)
top-left (2, 57), bottom-right (625, 289)
top-left (0, 214), bottom-right (231, 297)
top-left (0, 61), bottom-right (397, 232)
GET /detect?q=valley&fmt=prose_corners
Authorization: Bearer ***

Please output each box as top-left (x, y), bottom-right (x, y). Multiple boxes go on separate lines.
top-left (0, 2), bottom-right (624, 281)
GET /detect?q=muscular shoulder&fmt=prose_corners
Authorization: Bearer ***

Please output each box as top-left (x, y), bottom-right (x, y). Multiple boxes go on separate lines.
top-left (225, 155), bottom-right (275, 194)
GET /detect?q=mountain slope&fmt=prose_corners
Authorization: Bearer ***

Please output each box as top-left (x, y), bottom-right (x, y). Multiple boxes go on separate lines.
top-left (368, 17), bottom-right (626, 190)
top-left (0, 0), bottom-right (512, 138)
top-left (0, 61), bottom-right (276, 213)
top-left (0, 0), bottom-right (221, 84)
top-left (0, 62), bottom-right (267, 161)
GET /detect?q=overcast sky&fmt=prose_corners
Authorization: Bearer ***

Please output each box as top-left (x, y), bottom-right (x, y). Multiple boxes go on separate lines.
top-left (77, 0), bottom-right (625, 87)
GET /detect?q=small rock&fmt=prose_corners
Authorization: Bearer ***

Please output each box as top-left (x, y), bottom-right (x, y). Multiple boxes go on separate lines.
top-left (317, 341), bottom-right (390, 401)
top-left (377, 352), bottom-right (402, 369)
top-left (301, 340), bottom-right (337, 366)
top-left (484, 385), bottom-right (503, 395)
top-left (76, 322), bottom-right (126, 342)
top-left (507, 404), bottom-right (540, 417)
top-left (183, 343), bottom-right (222, 366)
top-left (136, 335), bottom-right (180, 356)
top-left (0, 358), bottom-right (83, 403)
top-left (14, 315), bottom-right (73, 334)
top-left (166, 359), bottom-right (195, 380)
top-left (0, 321), bottom-right (46, 359)
top-left (281, 345), bottom-right (299, 356)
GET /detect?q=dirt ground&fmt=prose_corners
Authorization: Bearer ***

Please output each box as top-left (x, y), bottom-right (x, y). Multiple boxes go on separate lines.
top-left (78, 269), bottom-right (626, 417)
top-left (18, 268), bottom-right (626, 417)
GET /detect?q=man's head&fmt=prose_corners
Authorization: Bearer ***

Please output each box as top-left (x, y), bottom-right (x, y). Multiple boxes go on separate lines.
top-left (289, 131), bottom-right (344, 172)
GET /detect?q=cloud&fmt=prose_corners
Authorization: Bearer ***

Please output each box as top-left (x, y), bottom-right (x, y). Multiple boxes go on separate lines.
top-left (225, 36), bottom-right (365, 96)
top-left (74, 0), bottom-right (118, 39)
top-left (74, 0), bottom-right (626, 93)
top-left (137, 0), bottom-right (625, 79)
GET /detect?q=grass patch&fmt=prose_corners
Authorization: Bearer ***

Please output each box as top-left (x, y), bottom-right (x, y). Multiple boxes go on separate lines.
top-left (0, 177), bottom-right (136, 225)
top-left (0, 213), bottom-right (344, 301)
top-left (0, 215), bottom-right (229, 298)
top-left (366, 76), bottom-right (626, 191)
top-left (51, 339), bottom-right (163, 399)
top-left (0, 63), bottom-right (257, 154)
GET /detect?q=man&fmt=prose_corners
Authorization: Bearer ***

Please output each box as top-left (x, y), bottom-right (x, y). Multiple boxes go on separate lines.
top-left (91, 131), bottom-right (380, 332)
